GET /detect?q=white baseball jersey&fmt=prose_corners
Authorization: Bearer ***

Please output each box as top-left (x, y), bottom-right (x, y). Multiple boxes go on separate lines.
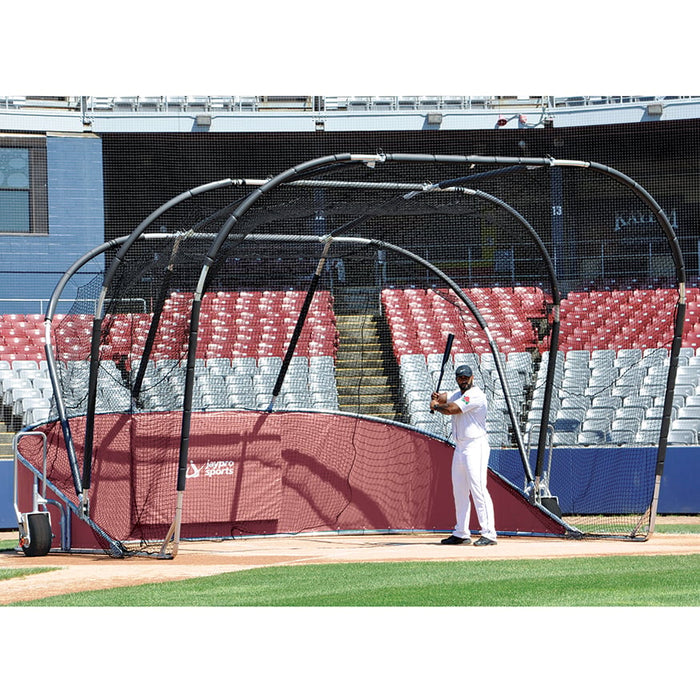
top-left (448, 384), bottom-right (488, 442)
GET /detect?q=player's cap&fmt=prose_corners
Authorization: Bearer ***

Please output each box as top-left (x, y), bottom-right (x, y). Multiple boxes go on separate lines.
top-left (455, 364), bottom-right (473, 377)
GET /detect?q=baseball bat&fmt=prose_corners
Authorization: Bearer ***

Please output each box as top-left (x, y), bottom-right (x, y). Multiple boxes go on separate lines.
top-left (431, 332), bottom-right (454, 413)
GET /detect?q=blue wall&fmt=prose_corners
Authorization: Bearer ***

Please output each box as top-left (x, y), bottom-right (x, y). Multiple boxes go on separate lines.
top-left (0, 134), bottom-right (104, 315)
top-left (495, 446), bottom-right (700, 514)
top-left (0, 460), bottom-right (13, 527)
top-left (658, 448), bottom-right (700, 512)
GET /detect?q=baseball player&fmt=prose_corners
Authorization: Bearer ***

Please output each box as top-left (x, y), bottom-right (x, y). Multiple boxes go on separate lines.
top-left (430, 364), bottom-right (497, 546)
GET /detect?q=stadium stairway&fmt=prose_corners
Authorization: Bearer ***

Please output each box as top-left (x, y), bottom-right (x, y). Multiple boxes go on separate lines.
top-left (0, 400), bottom-right (18, 458)
top-left (333, 285), bottom-right (403, 420)
top-left (334, 313), bottom-right (403, 420)
top-left (0, 431), bottom-right (12, 459)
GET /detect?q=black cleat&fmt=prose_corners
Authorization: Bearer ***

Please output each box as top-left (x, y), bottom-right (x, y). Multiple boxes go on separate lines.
top-left (440, 535), bottom-right (471, 545)
top-left (473, 536), bottom-right (497, 546)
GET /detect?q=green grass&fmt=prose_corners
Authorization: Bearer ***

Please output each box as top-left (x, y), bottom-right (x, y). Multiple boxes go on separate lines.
top-left (654, 523), bottom-right (700, 534)
top-left (10, 554), bottom-right (700, 607)
top-left (2, 523), bottom-right (698, 606)
top-left (0, 567), bottom-right (57, 581)
top-left (0, 538), bottom-right (59, 581)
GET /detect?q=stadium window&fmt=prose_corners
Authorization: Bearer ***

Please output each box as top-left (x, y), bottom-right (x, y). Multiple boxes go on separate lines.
top-left (0, 136), bottom-right (48, 235)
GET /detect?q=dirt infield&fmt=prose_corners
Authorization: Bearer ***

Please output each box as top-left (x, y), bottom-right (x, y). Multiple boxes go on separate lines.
top-left (1, 518), bottom-right (699, 604)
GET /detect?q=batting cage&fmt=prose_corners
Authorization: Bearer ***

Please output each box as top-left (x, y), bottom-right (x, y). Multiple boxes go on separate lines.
top-left (14, 151), bottom-right (685, 557)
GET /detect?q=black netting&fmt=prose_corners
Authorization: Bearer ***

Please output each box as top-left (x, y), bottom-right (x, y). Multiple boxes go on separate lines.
top-left (23, 120), bottom-right (699, 553)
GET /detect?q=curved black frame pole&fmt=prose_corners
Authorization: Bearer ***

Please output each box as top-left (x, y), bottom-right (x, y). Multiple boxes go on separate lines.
top-left (45, 233), bottom-right (183, 511)
top-left (444, 185), bottom-right (561, 494)
top-left (382, 154), bottom-right (684, 531)
top-left (261, 175), bottom-right (562, 490)
top-left (81, 180), bottom-right (239, 498)
top-left (188, 169), bottom-right (557, 491)
top-left (586, 162), bottom-right (686, 533)
top-left (45, 238), bottom-right (125, 507)
top-left (165, 154), bottom-right (384, 554)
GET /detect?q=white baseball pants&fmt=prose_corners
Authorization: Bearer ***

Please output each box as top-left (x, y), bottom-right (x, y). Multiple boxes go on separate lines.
top-left (450, 435), bottom-right (497, 541)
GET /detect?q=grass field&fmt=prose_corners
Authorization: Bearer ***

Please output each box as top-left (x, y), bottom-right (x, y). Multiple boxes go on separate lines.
top-left (7, 553), bottom-right (700, 607)
top-left (2, 521), bottom-right (699, 607)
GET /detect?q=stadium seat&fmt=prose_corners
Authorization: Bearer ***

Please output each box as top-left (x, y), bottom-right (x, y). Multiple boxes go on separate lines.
top-left (672, 415), bottom-right (700, 433)
top-left (612, 385), bottom-right (640, 399)
top-left (645, 405), bottom-right (677, 421)
top-left (615, 405), bottom-right (646, 422)
top-left (642, 348), bottom-right (669, 367)
top-left (590, 365), bottom-right (618, 380)
top-left (634, 430), bottom-right (659, 445)
top-left (676, 368), bottom-right (700, 386)
top-left (26, 406), bottom-right (51, 425)
top-left (667, 428), bottom-right (698, 445)
top-left (20, 397), bottom-right (51, 424)
top-left (674, 384), bottom-right (696, 399)
top-left (561, 396), bottom-right (591, 411)
top-left (591, 395), bottom-right (623, 410)
top-left (554, 416), bottom-right (581, 432)
top-left (552, 431), bottom-right (578, 446)
top-left (565, 349), bottom-right (590, 365)
top-left (582, 418), bottom-right (612, 433)
top-left (591, 348), bottom-right (616, 365)
top-left (608, 429), bottom-right (635, 445)
top-left (578, 430), bottom-right (607, 445)
top-left (585, 406), bottom-right (616, 421)
top-left (639, 417), bottom-right (662, 433)
top-left (611, 417), bottom-right (641, 433)
top-left (11, 359), bottom-right (39, 372)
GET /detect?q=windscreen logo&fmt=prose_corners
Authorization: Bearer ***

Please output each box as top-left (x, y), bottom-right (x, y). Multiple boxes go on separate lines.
top-left (187, 459), bottom-right (236, 479)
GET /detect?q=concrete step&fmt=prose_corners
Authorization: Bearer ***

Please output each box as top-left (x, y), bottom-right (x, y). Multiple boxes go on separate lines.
top-left (336, 327), bottom-right (381, 343)
top-left (335, 364), bottom-right (386, 376)
top-left (0, 432), bottom-right (15, 458)
top-left (337, 376), bottom-right (394, 390)
top-left (338, 391), bottom-right (393, 405)
top-left (336, 358), bottom-right (385, 370)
